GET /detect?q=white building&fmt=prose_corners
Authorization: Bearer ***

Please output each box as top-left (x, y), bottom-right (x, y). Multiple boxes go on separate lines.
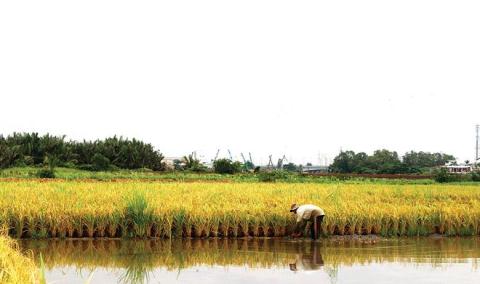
top-left (163, 157), bottom-right (184, 170)
top-left (301, 165), bottom-right (329, 174)
top-left (443, 164), bottom-right (473, 174)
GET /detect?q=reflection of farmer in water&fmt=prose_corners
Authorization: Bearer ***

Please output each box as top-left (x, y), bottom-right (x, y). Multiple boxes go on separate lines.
top-left (290, 203), bottom-right (325, 240)
top-left (289, 241), bottom-right (324, 271)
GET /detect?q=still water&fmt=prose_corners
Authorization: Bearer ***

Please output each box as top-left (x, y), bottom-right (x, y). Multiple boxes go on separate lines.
top-left (19, 237), bottom-right (480, 284)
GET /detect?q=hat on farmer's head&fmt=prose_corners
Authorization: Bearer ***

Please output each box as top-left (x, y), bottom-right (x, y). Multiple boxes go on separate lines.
top-left (290, 203), bottom-right (299, 212)
top-left (289, 263), bottom-right (297, 271)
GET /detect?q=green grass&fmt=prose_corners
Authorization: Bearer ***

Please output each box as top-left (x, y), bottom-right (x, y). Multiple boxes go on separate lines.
top-left (0, 166), bottom-right (437, 185)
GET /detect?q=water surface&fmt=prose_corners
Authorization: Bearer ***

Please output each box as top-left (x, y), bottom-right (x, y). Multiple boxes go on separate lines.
top-left (20, 237), bottom-right (480, 284)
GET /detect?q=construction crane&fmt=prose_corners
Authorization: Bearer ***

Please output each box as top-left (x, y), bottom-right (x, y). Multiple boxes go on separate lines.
top-left (240, 153), bottom-right (249, 171)
top-left (213, 149), bottom-right (220, 162)
top-left (267, 155), bottom-right (274, 169)
top-left (277, 155), bottom-right (288, 169)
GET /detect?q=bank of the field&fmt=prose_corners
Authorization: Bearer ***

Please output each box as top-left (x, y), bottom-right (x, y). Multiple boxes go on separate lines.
top-left (0, 235), bottom-right (38, 284)
top-left (0, 166), bottom-right (438, 184)
top-left (1, 181), bottom-right (480, 239)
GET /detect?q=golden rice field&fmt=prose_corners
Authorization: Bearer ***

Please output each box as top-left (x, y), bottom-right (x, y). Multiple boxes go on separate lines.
top-left (1, 180), bottom-right (480, 238)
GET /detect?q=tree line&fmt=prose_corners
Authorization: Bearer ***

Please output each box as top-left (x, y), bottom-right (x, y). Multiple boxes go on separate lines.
top-left (329, 149), bottom-right (455, 174)
top-left (0, 133), bottom-right (458, 175)
top-left (0, 133), bottom-right (165, 171)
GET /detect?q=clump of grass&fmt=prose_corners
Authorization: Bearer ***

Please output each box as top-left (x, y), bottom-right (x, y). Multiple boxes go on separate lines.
top-left (125, 192), bottom-right (153, 238)
top-left (36, 168), bottom-right (55, 179)
top-left (257, 171), bottom-right (289, 182)
top-left (173, 209), bottom-right (187, 238)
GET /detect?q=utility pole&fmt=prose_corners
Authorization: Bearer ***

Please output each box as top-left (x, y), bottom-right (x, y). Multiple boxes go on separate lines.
top-left (476, 124), bottom-right (479, 167)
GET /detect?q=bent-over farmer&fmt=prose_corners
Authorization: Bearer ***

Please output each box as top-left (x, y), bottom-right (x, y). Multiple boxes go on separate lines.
top-left (290, 203), bottom-right (325, 240)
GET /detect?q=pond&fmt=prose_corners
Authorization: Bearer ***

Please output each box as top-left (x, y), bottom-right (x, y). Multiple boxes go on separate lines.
top-left (19, 237), bottom-right (480, 284)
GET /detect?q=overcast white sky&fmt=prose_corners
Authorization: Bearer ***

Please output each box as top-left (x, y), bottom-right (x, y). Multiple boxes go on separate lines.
top-left (1, 1), bottom-right (479, 165)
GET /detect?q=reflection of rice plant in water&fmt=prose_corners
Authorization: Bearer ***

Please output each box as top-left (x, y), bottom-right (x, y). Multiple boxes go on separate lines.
top-left (324, 265), bottom-right (339, 284)
top-left (120, 265), bottom-right (150, 284)
top-left (13, 238), bottom-right (480, 283)
top-left (1, 181), bottom-right (480, 238)
top-left (118, 241), bottom-right (154, 284)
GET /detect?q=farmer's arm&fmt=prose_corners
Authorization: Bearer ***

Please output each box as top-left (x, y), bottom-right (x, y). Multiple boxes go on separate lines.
top-left (291, 211), bottom-right (303, 234)
top-left (292, 219), bottom-right (307, 236)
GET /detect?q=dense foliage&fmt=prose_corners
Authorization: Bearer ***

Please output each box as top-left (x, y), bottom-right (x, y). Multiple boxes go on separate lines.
top-left (180, 154), bottom-right (207, 172)
top-left (329, 149), bottom-right (455, 174)
top-left (257, 170), bottom-right (290, 182)
top-left (213, 158), bottom-right (242, 174)
top-left (0, 133), bottom-right (165, 171)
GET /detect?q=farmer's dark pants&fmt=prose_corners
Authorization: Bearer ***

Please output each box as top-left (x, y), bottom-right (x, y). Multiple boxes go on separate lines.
top-left (310, 215), bottom-right (324, 240)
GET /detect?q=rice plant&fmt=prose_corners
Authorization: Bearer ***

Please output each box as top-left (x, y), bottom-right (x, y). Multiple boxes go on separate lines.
top-left (0, 234), bottom-right (38, 283)
top-left (0, 181), bottom-right (479, 239)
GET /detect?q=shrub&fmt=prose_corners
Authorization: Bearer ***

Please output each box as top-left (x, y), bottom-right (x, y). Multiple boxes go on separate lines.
top-left (63, 161), bottom-right (77, 168)
top-left (282, 163), bottom-right (298, 172)
top-left (471, 171), bottom-right (480, 182)
top-left (36, 168), bottom-right (55, 179)
top-left (182, 154), bottom-right (207, 172)
top-left (92, 153), bottom-right (111, 171)
top-left (13, 159), bottom-right (26, 167)
top-left (23, 156), bottom-right (35, 166)
top-left (257, 170), bottom-right (289, 182)
top-left (190, 165), bottom-right (208, 172)
top-left (213, 159), bottom-right (241, 174)
top-left (434, 168), bottom-right (455, 183)
top-left (258, 171), bottom-right (277, 182)
top-left (77, 164), bottom-right (95, 171)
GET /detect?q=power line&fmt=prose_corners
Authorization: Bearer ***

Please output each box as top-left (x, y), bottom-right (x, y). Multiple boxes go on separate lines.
top-left (476, 124), bottom-right (479, 167)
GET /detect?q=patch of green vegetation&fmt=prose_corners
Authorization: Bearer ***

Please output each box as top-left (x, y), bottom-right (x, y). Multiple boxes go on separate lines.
top-left (125, 193), bottom-right (153, 238)
top-left (0, 166), bottom-right (442, 185)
